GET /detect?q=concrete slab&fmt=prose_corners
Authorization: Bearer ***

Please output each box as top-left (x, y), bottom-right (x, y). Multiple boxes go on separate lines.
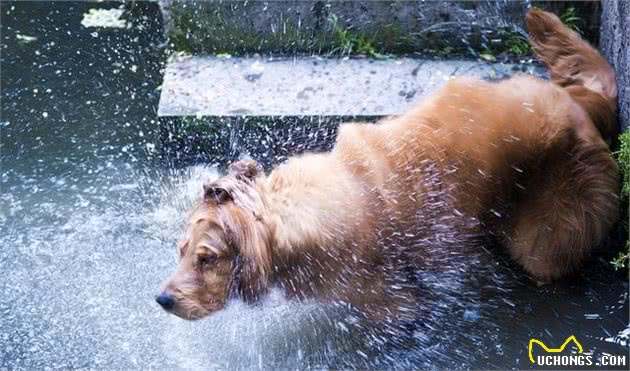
top-left (158, 56), bottom-right (546, 117)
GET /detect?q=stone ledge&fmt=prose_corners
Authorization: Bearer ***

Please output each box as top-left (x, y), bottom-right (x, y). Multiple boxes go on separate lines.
top-left (159, 1), bottom-right (599, 56)
top-left (156, 56), bottom-right (546, 168)
top-left (158, 56), bottom-right (546, 117)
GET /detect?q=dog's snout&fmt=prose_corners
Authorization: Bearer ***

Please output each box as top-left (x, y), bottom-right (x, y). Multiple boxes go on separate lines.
top-left (156, 292), bottom-right (176, 310)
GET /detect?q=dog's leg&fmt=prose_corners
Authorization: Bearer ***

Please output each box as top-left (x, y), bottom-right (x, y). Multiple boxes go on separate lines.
top-left (506, 135), bottom-right (618, 281)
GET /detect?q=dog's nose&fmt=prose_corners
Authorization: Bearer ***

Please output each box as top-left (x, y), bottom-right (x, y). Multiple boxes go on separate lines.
top-left (156, 292), bottom-right (175, 310)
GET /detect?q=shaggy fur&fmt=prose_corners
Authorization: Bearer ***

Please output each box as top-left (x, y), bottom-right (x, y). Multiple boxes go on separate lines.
top-left (158, 10), bottom-right (619, 323)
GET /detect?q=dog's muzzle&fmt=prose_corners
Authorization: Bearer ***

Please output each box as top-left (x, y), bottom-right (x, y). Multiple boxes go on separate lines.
top-left (155, 292), bottom-right (176, 311)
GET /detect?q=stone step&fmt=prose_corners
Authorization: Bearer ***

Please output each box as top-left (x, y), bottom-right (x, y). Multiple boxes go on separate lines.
top-left (158, 56), bottom-right (545, 117)
top-left (158, 0), bottom-right (598, 56)
top-left (157, 56), bottom-right (546, 168)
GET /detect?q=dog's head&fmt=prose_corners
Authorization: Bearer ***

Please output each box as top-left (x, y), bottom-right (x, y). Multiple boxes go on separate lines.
top-left (156, 160), bottom-right (272, 320)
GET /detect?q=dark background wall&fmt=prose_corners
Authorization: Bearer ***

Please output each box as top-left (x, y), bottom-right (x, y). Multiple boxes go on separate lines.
top-left (600, 0), bottom-right (630, 131)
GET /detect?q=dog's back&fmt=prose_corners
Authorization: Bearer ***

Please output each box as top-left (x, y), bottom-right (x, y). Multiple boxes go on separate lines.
top-left (331, 9), bottom-right (619, 281)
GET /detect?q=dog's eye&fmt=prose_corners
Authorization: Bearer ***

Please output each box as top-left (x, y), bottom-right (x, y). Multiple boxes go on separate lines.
top-left (197, 255), bottom-right (217, 267)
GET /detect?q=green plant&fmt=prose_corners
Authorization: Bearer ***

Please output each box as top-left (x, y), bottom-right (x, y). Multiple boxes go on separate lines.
top-left (611, 130), bottom-right (630, 271)
top-left (479, 6), bottom-right (583, 60)
top-left (616, 130), bottom-right (630, 197)
top-left (611, 243), bottom-right (629, 271)
top-left (559, 7), bottom-right (581, 33)
top-left (500, 28), bottom-right (530, 56)
top-left (479, 26), bottom-right (530, 60)
top-left (328, 15), bottom-right (387, 59)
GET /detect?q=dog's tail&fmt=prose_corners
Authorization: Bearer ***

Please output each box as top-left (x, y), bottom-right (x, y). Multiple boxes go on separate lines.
top-left (526, 9), bottom-right (617, 139)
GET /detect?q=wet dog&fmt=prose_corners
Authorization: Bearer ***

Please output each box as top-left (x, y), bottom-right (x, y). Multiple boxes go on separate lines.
top-left (157, 10), bottom-right (618, 322)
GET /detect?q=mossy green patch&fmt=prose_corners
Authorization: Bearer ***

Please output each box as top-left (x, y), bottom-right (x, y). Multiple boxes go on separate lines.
top-left (477, 6), bottom-right (584, 61)
top-left (616, 130), bottom-right (630, 197)
top-left (612, 130), bottom-right (629, 271)
top-left (165, 2), bottom-right (491, 58)
top-left (486, 27), bottom-right (530, 58)
top-left (327, 14), bottom-right (389, 59)
top-left (164, 1), bottom-right (595, 59)
top-left (168, 3), bottom-right (331, 55)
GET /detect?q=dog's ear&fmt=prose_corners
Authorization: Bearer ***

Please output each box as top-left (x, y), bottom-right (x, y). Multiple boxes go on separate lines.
top-left (228, 159), bottom-right (262, 181)
top-left (238, 259), bottom-right (269, 304)
top-left (237, 229), bottom-right (271, 304)
top-left (203, 185), bottom-right (232, 204)
top-left (225, 208), bottom-right (271, 304)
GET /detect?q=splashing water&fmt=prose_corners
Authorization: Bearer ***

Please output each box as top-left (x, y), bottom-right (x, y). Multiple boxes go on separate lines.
top-left (1, 2), bottom-right (627, 370)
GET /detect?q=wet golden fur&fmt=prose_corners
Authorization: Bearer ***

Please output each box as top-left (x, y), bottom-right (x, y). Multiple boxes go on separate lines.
top-left (158, 10), bottom-right (619, 322)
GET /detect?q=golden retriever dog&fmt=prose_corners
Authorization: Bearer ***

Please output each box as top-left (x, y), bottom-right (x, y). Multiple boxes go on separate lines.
top-left (157, 10), bottom-right (619, 324)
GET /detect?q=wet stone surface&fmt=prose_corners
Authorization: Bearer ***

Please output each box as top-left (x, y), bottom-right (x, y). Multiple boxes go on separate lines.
top-left (1, 1), bottom-right (628, 370)
top-left (158, 56), bottom-right (546, 117)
